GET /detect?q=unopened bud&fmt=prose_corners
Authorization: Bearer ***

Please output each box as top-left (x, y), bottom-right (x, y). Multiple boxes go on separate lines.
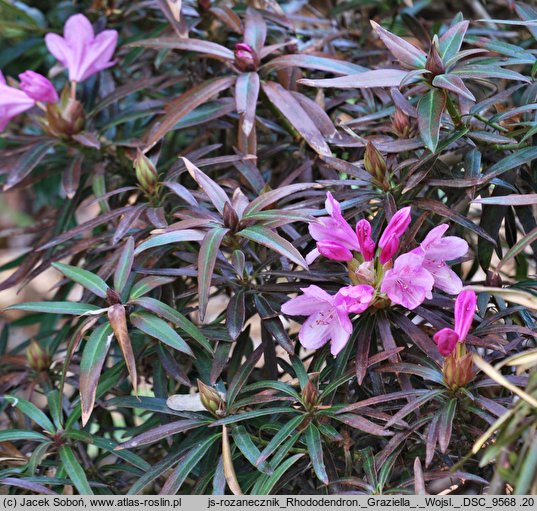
top-left (486, 271), bottom-right (503, 288)
top-left (223, 202), bottom-right (239, 230)
top-left (45, 98), bottom-right (85, 137)
top-left (392, 108), bottom-right (411, 138)
top-left (364, 142), bottom-right (388, 189)
top-left (106, 288), bottom-right (122, 306)
top-left (234, 43), bottom-right (259, 72)
top-left (425, 37), bottom-right (445, 76)
top-left (197, 380), bottom-right (225, 416)
top-left (27, 340), bottom-right (50, 372)
top-left (301, 379), bottom-right (319, 410)
top-left (348, 259), bottom-right (375, 286)
top-left (134, 150), bottom-right (159, 195)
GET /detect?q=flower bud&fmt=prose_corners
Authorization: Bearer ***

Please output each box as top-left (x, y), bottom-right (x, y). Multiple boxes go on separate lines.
top-left (134, 150), bottom-right (159, 195)
top-left (234, 43), bottom-right (259, 72)
top-left (348, 259), bottom-right (375, 286)
top-left (197, 379), bottom-right (225, 416)
top-left (45, 97), bottom-right (85, 137)
top-left (27, 340), bottom-right (50, 372)
top-left (317, 240), bottom-right (353, 262)
top-left (392, 107), bottom-right (411, 138)
top-left (442, 351), bottom-right (474, 390)
top-left (364, 142), bottom-right (387, 181)
top-left (223, 202), bottom-right (239, 230)
top-left (425, 37), bottom-right (445, 76)
top-left (356, 219), bottom-right (375, 262)
top-left (301, 379), bottom-right (319, 410)
top-left (433, 327), bottom-right (459, 356)
top-left (106, 287), bottom-right (122, 306)
top-left (19, 71), bottom-right (58, 104)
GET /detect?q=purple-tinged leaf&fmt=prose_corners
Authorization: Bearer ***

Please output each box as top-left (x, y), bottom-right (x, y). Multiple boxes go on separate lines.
top-left (4, 139), bottom-right (57, 191)
top-left (333, 413), bottom-right (392, 436)
top-left (227, 344), bottom-right (264, 406)
top-left (5, 301), bottom-right (102, 315)
top-left (262, 81), bottom-right (332, 157)
top-left (72, 132), bottom-right (101, 149)
top-left (481, 147), bottom-right (537, 184)
top-left (198, 227), bottom-right (229, 322)
top-left (181, 157), bottom-right (230, 214)
top-left (235, 72), bottom-right (260, 137)
top-left (134, 229), bottom-right (205, 255)
top-left (130, 37), bottom-right (234, 60)
top-left (227, 290), bottom-right (245, 340)
top-left (384, 390), bottom-right (444, 429)
top-left (263, 54), bottom-right (367, 75)
top-left (59, 445), bottom-right (93, 495)
top-left (108, 304), bottom-right (138, 394)
top-left (452, 66), bottom-right (531, 83)
top-left (370, 20), bottom-right (426, 68)
top-left (244, 7), bottom-right (266, 53)
top-left (52, 262), bottom-right (109, 299)
top-left (117, 419), bottom-right (208, 450)
top-left (426, 414), bottom-right (440, 466)
top-left (162, 181), bottom-right (199, 206)
top-left (355, 320), bottom-right (373, 385)
top-left (80, 322), bottom-right (113, 426)
top-left (114, 237), bottom-right (135, 294)
top-left (244, 183), bottom-right (317, 215)
top-left (515, 2), bottom-right (537, 40)
top-left (432, 73), bottom-right (475, 101)
top-left (62, 153), bottom-right (83, 199)
top-left (144, 77), bottom-right (235, 151)
top-left (417, 88), bottom-right (446, 152)
top-left (439, 20), bottom-right (469, 63)
top-left (210, 6), bottom-right (243, 33)
top-left (291, 92), bottom-right (337, 138)
top-left (238, 225), bottom-right (308, 269)
top-left (0, 478), bottom-right (57, 495)
top-left (113, 205), bottom-right (146, 245)
top-left (130, 311), bottom-right (194, 356)
top-left (298, 69), bottom-right (409, 89)
top-left (473, 194), bottom-right (537, 206)
top-left (438, 398), bottom-right (457, 453)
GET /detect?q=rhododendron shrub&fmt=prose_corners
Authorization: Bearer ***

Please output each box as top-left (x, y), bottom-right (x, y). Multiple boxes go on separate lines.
top-left (1, 0), bottom-right (537, 497)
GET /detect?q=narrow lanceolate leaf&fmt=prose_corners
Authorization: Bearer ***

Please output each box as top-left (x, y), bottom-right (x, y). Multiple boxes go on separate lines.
top-left (222, 425), bottom-right (243, 495)
top-left (481, 147), bottom-right (537, 184)
top-left (238, 225), bottom-right (308, 269)
top-left (227, 344), bottom-right (264, 406)
top-left (134, 229), bottom-right (205, 255)
top-left (370, 20), bottom-right (427, 68)
top-left (62, 153), bottom-right (83, 199)
top-left (244, 7), bottom-right (266, 53)
top-left (235, 72), bottom-right (260, 137)
top-left (298, 69), bottom-right (409, 89)
top-left (80, 322), bottom-right (113, 427)
top-left (130, 311), bottom-right (194, 356)
top-left (131, 296), bottom-right (212, 353)
top-left (5, 302), bottom-right (102, 315)
top-left (114, 237), bottom-right (135, 294)
top-left (181, 157), bottom-right (230, 215)
top-left (244, 183), bottom-right (317, 215)
top-left (262, 81), bottom-right (332, 157)
top-left (432, 74), bottom-right (475, 101)
top-left (144, 77), bottom-right (235, 151)
top-left (59, 445), bottom-right (93, 495)
top-left (108, 304), bottom-right (138, 393)
top-left (333, 413), bottom-right (393, 436)
top-left (496, 225), bottom-right (537, 274)
top-left (438, 399), bottom-right (457, 453)
top-left (52, 262), bottom-right (109, 299)
top-left (473, 194), bottom-right (537, 206)
top-left (117, 419), bottom-right (208, 450)
top-left (439, 20), bottom-right (469, 63)
top-left (304, 424), bottom-right (329, 484)
top-left (129, 276), bottom-right (176, 300)
top-left (198, 227), bottom-right (229, 322)
top-left (4, 139), bottom-right (57, 190)
top-left (232, 425), bottom-right (272, 474)
top-left (417, 88), bottom-right (446, 152)
top-left (263, 55), bottom-right (367, 75)
top-left (130, 37), bottom-right (233, 60)
top-left (227, 290), bottom-right (245, 340)
top-left (4, 395), bottom-right (55, 433)
top-left (452, 66), bottom-right (530, 83)
top-left (159, 434), bottom-right (221, 494)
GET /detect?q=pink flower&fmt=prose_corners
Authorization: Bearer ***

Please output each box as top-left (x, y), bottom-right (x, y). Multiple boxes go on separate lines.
top-left (378, 207), bottom-right (411, 263)
top-left (433, 290), bottom-right (476, 356)
top-left (356, 219), bottom-right (375, 261)
top-left (380, 252), bottom-right (434, 310)
top-left (281, 284), bottom-right (374, 355)
top-left (19, 71), bottom-right (58, 103)
top-left (414, 224), bottom-right (468, 294)
top-left (308, 192), bottom-right (359, 263)
top-left (317, 240), bottom-right (353, 262)
top-left (45, 14), bottom-right (118, 82)
top-left (0, 71), bottom-right (35, 131)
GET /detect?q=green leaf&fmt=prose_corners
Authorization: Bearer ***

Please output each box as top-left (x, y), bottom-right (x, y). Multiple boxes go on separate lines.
top-left (4, 395), bottom-right (55, 433)
top-left (52, 262), bottom-right (109, 299)
top-left (227, 344), bottom-right (264, 406)
top-left (159, 434), bottom-right (221, 494)
top-left (438, 398), bottom-right (457, 453)
top-left (257, 453), bottom-right (304, 495)
top-left (134, 229), bottom-right (205, 255)
top-left (129, 276), bottom-right (175, 300)
top-left (482, 147), bottom-right (537, 184)
top-left (132, 296), bottom-right (212, 353)
top-left (5, 302), bottom-right (102, 315)
top-left (198, 227), bottom-right (229, 322)
top-left (256, 414), bottom-right (304, 467)
top-left (304, 424), bottom-right (329, 484)
top-left (238, 225), bottom-right (308, 269)
top-left (80, 322), bottom-right (113, 426)
top-left (114, 237), bottom-right (135, 294)
top-left (130, 311), bottom-right (194, 356)
top-left (417, 88), bottom-right (446, 152)
top-left (210, 407), bottom-right (298, 427)
top-left (0, 430), bottom-right (49, 442)
top-left (58, 445), bottom-right (94, 495)
top-left (232, 425), bottom-right (273, 474)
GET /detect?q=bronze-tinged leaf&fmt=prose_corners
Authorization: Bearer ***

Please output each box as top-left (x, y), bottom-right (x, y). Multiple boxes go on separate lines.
top-left (222, 424), bottom-right (243, 495)
top-left (144, 77), bottom-right (236, 152)
top-left (107, 304), bottom-right (138, 394)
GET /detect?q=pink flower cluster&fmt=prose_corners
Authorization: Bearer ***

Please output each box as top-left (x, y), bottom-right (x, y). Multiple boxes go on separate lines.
top-left (0, 14), bottom-right (117, 132)
top-left (282, 192), bottom-right (468, 355)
